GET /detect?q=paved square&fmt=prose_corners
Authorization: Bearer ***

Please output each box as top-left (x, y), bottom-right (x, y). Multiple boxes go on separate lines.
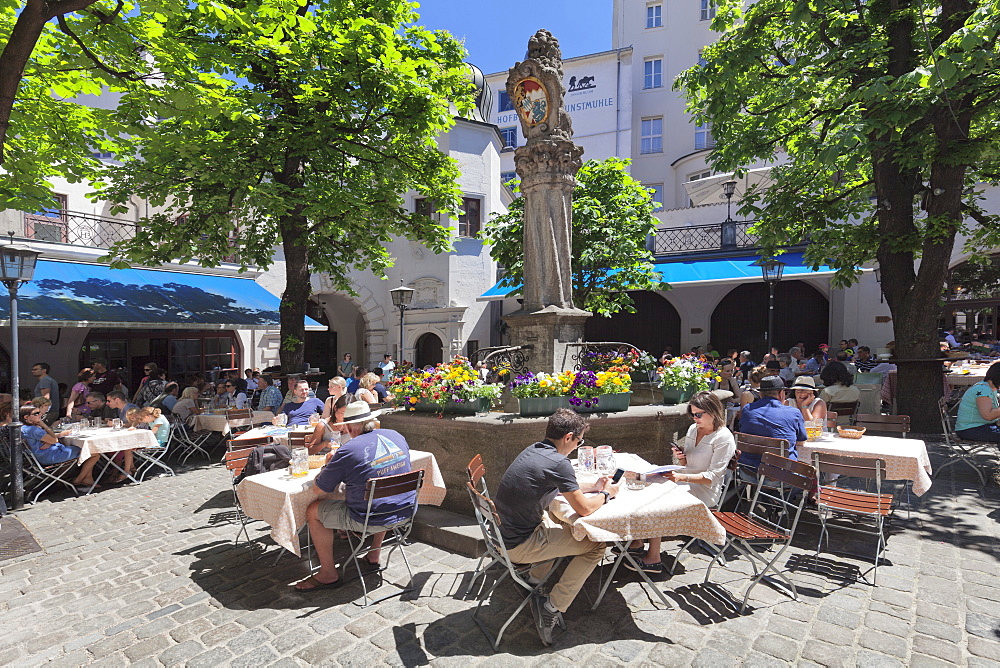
top-left (1, 438), bottom-right (998, 666)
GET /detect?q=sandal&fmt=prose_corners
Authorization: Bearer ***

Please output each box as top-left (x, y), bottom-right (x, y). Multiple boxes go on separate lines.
top-left (294, 575), bottom-right (344, 592)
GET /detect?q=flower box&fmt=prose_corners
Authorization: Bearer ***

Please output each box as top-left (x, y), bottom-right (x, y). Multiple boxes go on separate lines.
top-left (661, 385), bottom-right (696, 405)
top-left (517, 396), bottom-right (571, 417)
top-left (573, 392), bottom-right (632, 413)
top-left (413, 398), bottom-right (491, 415)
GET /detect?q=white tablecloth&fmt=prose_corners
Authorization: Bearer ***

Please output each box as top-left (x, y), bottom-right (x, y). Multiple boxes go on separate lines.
top-left (799, 434), bottom-right (933, 496)
top-left (551, 452), bottom-right (726, 545)
top-left (61, 428), bottom-right (159, 465)
top-left (236, 449), bottom-right (447, 556)
top-left (946, 368), bottom-right (988, 387)
top-left (192, 410), bottom-right (274, 434)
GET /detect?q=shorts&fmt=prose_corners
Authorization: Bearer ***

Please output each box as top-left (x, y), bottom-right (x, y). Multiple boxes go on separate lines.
top-left (316, 499), bottom-right (394, 533)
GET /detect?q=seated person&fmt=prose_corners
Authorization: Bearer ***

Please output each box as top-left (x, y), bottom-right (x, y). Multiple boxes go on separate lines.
top-left (20, 404), bottom-right (101, 489)
top-left (786, 376), bottom-right (827, 423)
top-left (84, 392), bottom-right (118, 421)
top-left (355, 373), bottom-right (380, 405)
top-left (137, 407), bottom-right (170, 446)
top-left (106, 391), bottom-right (138, 424)
top-left (739, 376), bottom-right (806, 469)
top-left (955, 361), bottom-right (1000, 442)
top-left (320, 376), bottom-right (347, 420)
top-left (819, 361), bottom-right (861, 413)
top-left (803, 350), bottom-right (826, 375)
top-left (296, 401), bottom-right (407, 591)
top-left (629, 391), bottom-right (736, 573)
top-left (854, 346), bottom-right (879, 373)
top-left (209, 383), bottom-right (232, 409)
top-left (493, 409), bottom-right (615, 646)
top-left (372, 369), bottom-right (389, 404)
top-left (277, 380), bottom-right (324, 426)
top-left (221, 380), bottom-right (249, 409)
top-left (307, 393), bottom-right (353, 455)
top-left (149, 382), bottom-right (179, 415)
top-left (172, 387), bottom-right (203, 425)
top-left (257, 375), bottom-right (283, 414)
top-left (346, 367), bottom-right (365, 395)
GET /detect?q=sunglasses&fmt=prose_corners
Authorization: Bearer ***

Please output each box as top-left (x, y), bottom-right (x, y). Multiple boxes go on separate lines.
top-left (690, 410), bottom-right (706, 419)
top-left (29, 411), bottom-right (41, 416)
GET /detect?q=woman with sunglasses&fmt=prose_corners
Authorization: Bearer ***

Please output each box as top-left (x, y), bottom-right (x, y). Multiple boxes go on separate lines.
top-left (625, 391), bottom-right (736, 574)
top-left (20, 404), bottom-right (102, 490)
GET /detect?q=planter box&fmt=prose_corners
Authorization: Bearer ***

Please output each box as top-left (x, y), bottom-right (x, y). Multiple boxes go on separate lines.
top-left (517, 396), bottom-right (570, 417)
top-left (661, 385), bottom-right (696, 405)
top-left (574, 392), bottom-right (632, 413)
top-left (413, 398), bottom-right (490, 415)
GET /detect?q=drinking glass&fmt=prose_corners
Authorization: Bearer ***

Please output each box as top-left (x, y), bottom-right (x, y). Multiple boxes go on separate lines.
top-left (289, 447), bottom-right (309, 478)
top-left (274, 413), bottom-right (287, 427)
top-left (596, 445), bottom-right (616, 477)
top-left (112, 418), bottom-right (123, 430)
top-left (577, 446), bottom-right (595, 473)
top-left (308, 412), bottom-right (320, 427)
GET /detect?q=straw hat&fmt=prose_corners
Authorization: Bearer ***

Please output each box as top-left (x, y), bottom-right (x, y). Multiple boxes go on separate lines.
top-left (790, 376), bottom-right (822, 392)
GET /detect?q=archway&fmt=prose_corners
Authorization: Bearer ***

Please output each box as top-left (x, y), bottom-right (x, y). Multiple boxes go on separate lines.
top-left (584, 291), bottom-right (682, 356)
top-left (310, 293), bottom-right (366, 371)
top-left (415, 332), bottom-right (444, 369)
top-left (711, 280), bottom-right (829, 358)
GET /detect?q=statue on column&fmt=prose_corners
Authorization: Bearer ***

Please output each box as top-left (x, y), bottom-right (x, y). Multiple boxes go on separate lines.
top-left (507, 29), bottom-right (586, 314)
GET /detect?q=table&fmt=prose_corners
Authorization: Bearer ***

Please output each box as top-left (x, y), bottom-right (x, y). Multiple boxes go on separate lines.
top-left (946, 367), bottom-right (989, 387)
top-left (548, 452), bottom-right (726, 610)
top-left (235, 424), bottom-right (321, 447)
top-left (60, 427), bottom-right (159, 492)
top-left (799, 433), bottom-right (933, 496)
top-left (235, 449), bottom-right (447, 557)
top-left (881, 371), bottom-right (952, 412)
top-left (193, 410), bottom-right (274, 434)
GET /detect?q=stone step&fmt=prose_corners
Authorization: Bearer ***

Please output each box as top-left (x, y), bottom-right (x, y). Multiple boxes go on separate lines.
top-left (411, 506), bottom-right (485, 558)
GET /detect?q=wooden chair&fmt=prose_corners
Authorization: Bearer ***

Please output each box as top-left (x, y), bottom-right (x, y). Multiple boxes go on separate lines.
top-left (224, 443), bottom-right (255, 548)
top-left (825, 412), bottom-right (839, 430)
top-left (226, 435), bottom-right (272, 455)
top-left (287, 432), bottom-right (309, 449)
top-left (225, 408), bottom-right (254, 436)
top-left (854, 414), bottom-right (910, 438)
top-left (464, 454), bottom-right (496, 598)
top-left (812, 453), bottom-right (895, 585)
top-left (733, 432), bottom-right (788, 511)
top-left (828, 401), bottom-right (860, 424)
top-left (706, 453), bottom-right (816, 613)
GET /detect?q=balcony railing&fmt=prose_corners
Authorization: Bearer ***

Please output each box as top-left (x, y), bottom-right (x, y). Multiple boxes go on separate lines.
top-left (651, 220), bottom-right (760, 257)
top-left (23, 209), bottom-right (137, 249)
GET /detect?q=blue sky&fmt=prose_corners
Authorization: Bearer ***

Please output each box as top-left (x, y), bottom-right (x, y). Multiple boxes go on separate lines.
top-left (413, 0), bottom-right (612, 75)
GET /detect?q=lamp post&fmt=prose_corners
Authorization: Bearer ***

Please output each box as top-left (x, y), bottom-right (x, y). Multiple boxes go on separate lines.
top-left (874, 264), bottom-right (883, 303)
top-left (756, 258), bottom-right (785, 357)
top-left (389, 280), bottom-right (415, 365)
top-left (1, 233), bottom-right (41, 510)
top-left (721, 178), bottom-right (738, 250)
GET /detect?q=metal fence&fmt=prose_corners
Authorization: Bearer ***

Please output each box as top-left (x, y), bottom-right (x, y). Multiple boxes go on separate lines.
top-left (23, 210), bottom-right (138, 249)
top-left (651, 220), bottom-right (759, 256)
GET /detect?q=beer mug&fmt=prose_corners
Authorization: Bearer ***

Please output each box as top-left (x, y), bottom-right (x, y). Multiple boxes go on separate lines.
top-left (577, 446), bottom-right (595, 473)
top-left (290, 447), bottom-right (309, 478)
top-left (112, 418), bottom-right (123, 430)
top-left (596, 445), bottom-right (616, 477)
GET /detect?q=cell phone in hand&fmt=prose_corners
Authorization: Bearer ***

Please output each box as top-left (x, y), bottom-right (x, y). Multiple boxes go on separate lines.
top-left (611, 468), bottom-right (626, 484)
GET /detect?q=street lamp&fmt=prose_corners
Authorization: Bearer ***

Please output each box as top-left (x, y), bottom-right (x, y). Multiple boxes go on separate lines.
top-left (755, 257), bottom-right (785, 357)
top-left (1, 233), bottom-right (41, 509)
top-left (389, 280), bottom-right (415, 364)
top-left (721, 178), bottom-right (738, 250)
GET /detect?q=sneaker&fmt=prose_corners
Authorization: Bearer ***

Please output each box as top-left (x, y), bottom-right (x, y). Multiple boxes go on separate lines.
top-left (529, 593), bottom-right (561, 647)
top-left (623, 559), bottom-right (666, 575)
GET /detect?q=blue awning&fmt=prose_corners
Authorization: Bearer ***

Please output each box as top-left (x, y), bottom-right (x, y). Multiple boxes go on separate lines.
top-left (0, 260), bottom-right (325, 331)
top-left (477, 252), bottom-right (847, 301)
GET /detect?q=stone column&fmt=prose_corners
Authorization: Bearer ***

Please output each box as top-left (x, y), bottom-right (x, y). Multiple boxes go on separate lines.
top-left (503, 29), bottom-right (590, 374)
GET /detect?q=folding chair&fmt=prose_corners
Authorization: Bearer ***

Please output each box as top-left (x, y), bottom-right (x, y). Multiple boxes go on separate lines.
top-left (670, 451), bottom-right (739, 574)
top-left (824, 412), bottom-right (839, 430)
top-left (340, 470), bottom-right (425, 607)
top-left (23, 447), bottom-right (80, 503)
top-left (705, 452), bottom-right (815, 613)
top-left (467, 482), bottom-right (565, 651)
top-left (227, 435), bottom-right (272, 453)
top-left (133, 425), bottom-right (177, 481)
top-left (225, 408), bottom-right (254, 437)
top-left (733, 432), bottom-right (788, 511)
top-left (812, 453), bottom-right (895, 585)
top-left (464, 454), bottom-right (499, 598)
top-left (223, 443), bottom-right (256, 549)
top-left (287, 432), bottom-right (308, 449)
top-left (169, 416), bottom-right (212, 464)
top-left (828, 401), bottom-right (860, 425)
top-left (854, 414), bottom-right (910, 437)
top-left (934, 397), bottom-right (992, 486)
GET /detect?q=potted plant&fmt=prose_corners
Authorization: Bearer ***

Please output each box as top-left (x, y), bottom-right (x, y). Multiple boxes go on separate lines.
top-left (657, 355), bottom-right (717, 404)
top-left (509, 371), bottom-right (574, 416)
top-left (567, 368), bottom-right (633, 413)
top-left (387, 356), bottom-right (501, 415)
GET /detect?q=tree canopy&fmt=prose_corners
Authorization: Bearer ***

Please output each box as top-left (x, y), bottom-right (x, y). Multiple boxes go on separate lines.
top-left (482, 157), bottom-right (664, 317)
top-left (675, 0), bottom-right (1000, 429)
top-left (96, 0), bottom-right (475, 370)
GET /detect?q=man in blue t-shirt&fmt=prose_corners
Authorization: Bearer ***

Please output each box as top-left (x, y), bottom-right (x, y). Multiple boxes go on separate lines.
top-left (295, 401), bottom-right (412, 591)
top-left (278, 380), bottom-right (324, 425)
top-left (739, 376), bottom-right (807, 468)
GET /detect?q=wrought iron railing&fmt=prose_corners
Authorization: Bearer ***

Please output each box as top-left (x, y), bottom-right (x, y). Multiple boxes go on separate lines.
top-left (22, 209), bottom-right (138, 248)
top-left (651, 220), bottom-right (759, 256)
top-left (470, 345), bottom-right (533, 384)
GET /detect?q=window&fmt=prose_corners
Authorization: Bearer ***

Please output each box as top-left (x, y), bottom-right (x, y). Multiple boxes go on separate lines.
top-left (695, 122), bottom-right (716, 150)
top-left (169, 336), bottom-right (236, 379)
top-left (640, 117), bottom-right (663, 154)
top-left (467, 339), bottom-right (479, 360)
top-left (24, 193), bottom-right (68, 243)
top-left (646, 4), bottom-right (662, 28)
top-left (643, 58), bottom-right (663, 89)
top-left (688, 169), bottom-right (713, 182)
top-left (698, 50), bottom-right (708, 67)
top-left (701, 0), bottom-right (716, 21)
top-left (458, 197), bottom-right (482, 237)
top-left (499, 127), bottom-right (517, 150)
top-left (500, 171), bottom-right (518, 186)
top-left (414, 198), bottom-right (439, 221)
top-left (498, 91), bottom-right (514, 112)
top-left (645, 184), bottom-right (664, 212)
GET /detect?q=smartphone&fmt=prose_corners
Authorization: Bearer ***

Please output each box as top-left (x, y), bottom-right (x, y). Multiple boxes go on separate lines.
top-left (611, 468), bottom-right (626, 484)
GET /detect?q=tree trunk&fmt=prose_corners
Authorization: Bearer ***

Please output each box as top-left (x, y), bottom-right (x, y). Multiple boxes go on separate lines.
top-left (278, 213), bottom-right (310, 375)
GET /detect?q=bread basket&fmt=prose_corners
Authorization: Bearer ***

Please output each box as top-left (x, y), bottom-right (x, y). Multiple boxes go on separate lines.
top-left (308, 455), bottom-right (326, 469)
top-left (837, 426), bottom-right (866, 439)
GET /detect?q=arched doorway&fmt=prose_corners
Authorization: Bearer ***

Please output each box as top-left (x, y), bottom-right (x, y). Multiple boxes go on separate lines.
top-left (711, 280), bottom-right (829, 357)
top-left (310, 293), bottom-right (366, 370)
top-left (415, 332), bottom-right (443, 369)
top-left (584, 291), bottom-right (682, 356)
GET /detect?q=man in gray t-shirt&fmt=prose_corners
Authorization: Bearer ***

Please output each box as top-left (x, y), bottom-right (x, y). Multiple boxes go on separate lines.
top-left (31, 362), bottom-right (60, 424)
top-left (493, 409), bottom-right (619, 647)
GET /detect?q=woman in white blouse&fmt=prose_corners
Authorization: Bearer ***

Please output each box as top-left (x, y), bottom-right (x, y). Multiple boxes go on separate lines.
top-left (626, 390), bottom-right (737, 574)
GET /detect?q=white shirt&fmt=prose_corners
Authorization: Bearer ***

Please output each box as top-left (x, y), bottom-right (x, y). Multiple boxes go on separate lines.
top-left (945, 333), bottom-right (959, 348)
top-left (378, 361), bottom-right (395, 380)
top-left (678, 424), bottom-right (736, 508)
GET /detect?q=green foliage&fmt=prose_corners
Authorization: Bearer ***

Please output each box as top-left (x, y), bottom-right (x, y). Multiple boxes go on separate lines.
top-left (674, 0), bottom-right (1000, 283)
top-left (481, 157), bottom-right (665, 317)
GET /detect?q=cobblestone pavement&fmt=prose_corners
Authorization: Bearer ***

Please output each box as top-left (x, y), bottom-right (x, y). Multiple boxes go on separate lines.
top-left (1, 438), bottom-right (998, 667)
